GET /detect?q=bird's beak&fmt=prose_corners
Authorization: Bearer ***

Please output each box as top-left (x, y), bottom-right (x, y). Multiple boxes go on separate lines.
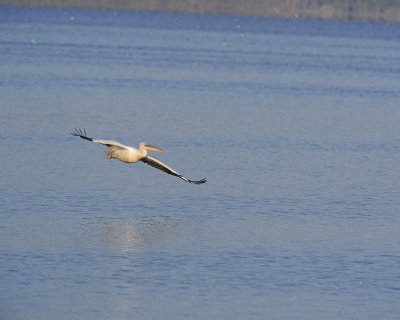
top-left (144, 144), bottom-right (164, 152)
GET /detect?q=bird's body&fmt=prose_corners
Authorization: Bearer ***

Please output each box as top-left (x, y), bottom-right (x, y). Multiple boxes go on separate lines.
top-left (71, 128), bottom-right (206, 184)
top-left (95, 140), bottom-right (146, 163)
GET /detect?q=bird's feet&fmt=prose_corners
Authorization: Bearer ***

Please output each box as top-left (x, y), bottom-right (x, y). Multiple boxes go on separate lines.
top-left (105, 151), bottom-right (115, 159)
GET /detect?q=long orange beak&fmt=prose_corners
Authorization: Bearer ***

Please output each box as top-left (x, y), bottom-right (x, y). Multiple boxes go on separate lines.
top-left (144, 144), bottom-right (164, 152)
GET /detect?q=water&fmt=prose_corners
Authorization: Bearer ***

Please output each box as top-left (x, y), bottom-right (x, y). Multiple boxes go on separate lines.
top-left (1, 6), bottom-right (400, 320)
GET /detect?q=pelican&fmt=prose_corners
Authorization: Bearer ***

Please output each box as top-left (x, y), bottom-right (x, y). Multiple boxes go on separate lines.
top-left (71, 128), bottom-right (206, 185)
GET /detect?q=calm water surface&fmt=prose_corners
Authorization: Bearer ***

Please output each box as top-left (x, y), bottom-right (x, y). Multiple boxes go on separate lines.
top-left (1, 6), bottom-right (400, 320)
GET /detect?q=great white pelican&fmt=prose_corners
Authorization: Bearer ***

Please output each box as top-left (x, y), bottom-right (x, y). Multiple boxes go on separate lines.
top-left (71, 128), bottom-right (206, 185)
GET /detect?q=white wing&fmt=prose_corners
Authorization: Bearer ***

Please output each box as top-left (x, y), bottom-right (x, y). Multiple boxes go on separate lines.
top-left (71, 129), bottom-right (129, 151)
top-left (92, 139), bottom-right (129, 151)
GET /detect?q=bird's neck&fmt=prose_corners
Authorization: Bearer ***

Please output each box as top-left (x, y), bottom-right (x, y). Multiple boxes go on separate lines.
top-left (139, 142), bottom-right (147, 157)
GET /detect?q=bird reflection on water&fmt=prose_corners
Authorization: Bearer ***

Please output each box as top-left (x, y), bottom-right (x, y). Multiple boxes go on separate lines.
top-left (101, 216), bottom-right (180, 253)
top-left (103, 221), bottom-right (143, 253)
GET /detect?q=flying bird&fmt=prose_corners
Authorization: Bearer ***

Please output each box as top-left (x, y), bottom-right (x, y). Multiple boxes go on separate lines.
top-left (71, 128), bottom-right (206, 185)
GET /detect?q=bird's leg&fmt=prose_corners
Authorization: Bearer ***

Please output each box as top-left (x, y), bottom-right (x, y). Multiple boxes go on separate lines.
top-left (105, 151), bottom-right (115, 159)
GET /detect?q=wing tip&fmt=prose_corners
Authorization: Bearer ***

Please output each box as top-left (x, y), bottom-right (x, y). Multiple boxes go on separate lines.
top-left (188, 178), bottom-right (207, 185)
top-left (71, 128), bottom-right (93, 141)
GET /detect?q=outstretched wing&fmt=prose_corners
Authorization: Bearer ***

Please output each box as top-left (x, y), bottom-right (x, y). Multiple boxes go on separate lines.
top-left (71, 128), bottom-right (93, 141)
top-left (92, 139), bottom-right (128, 150)
top-left (141, 155), bottom-right (206, 185)
top-left (71, 128), bottom-right (128, 150)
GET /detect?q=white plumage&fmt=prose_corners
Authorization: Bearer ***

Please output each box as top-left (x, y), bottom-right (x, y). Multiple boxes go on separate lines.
top-left (71, 128), bottom-right (206, 185)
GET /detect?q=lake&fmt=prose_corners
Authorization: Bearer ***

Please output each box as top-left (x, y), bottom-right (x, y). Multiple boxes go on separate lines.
top-left (1, 6), bottom-right (400, 320)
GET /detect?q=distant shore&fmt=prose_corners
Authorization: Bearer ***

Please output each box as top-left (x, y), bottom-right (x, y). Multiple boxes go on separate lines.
top-left (1, 0), bottom-right (400, 23)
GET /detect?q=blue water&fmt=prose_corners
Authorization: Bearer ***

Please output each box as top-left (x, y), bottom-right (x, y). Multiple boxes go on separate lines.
top-left (1, 6), bottom-right (400, 320)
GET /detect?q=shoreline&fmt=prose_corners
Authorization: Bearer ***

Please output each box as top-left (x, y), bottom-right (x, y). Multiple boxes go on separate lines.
top-left (1, 0), bottom-right (400, 23)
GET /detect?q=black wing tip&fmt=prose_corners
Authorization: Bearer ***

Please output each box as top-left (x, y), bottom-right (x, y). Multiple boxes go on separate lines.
top-left (189, 178), bottom-right (207, 185)
top-left (71, 128), bottom-right (92, 141)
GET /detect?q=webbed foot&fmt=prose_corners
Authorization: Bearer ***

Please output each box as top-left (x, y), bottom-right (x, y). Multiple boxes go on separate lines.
top-left (106, 151), bottom-right (114, 159)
